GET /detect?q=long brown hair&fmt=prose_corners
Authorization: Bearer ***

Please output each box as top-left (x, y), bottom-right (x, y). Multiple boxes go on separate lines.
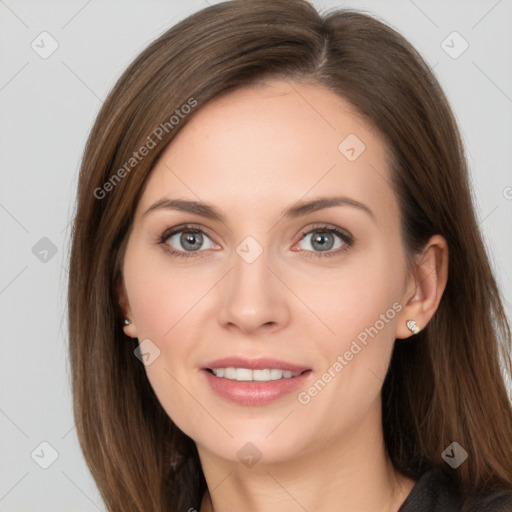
top-left (67, 1), bottom-right (512, 510)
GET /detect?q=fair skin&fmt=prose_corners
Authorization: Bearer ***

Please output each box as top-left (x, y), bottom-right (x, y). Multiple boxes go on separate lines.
top-left (119, 80), bottom-right (448, 512)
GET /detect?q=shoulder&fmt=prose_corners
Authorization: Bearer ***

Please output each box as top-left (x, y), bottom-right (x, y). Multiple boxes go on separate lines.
top-left (399, 466), bottom-right (512, 512)
top-left (462, 487), bottom-right (512, 512)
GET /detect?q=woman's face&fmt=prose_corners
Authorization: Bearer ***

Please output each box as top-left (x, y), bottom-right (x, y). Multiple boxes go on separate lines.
top-left (120, 80), bottom-right (416, 466)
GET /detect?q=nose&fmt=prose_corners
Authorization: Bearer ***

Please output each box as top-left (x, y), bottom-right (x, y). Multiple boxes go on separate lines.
top-left (217, 244), bottom-right (291, 335)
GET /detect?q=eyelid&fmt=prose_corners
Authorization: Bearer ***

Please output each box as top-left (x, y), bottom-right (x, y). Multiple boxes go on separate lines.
top-left (159, 222), bottom-right (216, 244)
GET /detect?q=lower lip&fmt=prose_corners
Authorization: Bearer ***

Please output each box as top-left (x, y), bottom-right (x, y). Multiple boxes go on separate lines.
top-left (202, 369), bottom-right (312, 405)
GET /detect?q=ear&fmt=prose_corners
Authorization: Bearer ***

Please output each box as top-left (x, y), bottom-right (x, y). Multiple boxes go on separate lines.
top-left (116, 277), bottom-right (138, 339)
top-left (396, 234), bottom-right (449, 339)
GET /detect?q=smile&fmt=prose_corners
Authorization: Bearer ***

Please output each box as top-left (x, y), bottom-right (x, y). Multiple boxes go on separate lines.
top-left (208, 367), bottom-right (303, 381)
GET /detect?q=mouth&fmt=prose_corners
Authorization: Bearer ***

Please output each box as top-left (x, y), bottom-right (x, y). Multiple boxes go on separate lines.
top-left (201, 357), bottom-right (313, 405)
top-left (205, 367), bottom-right (308, 381)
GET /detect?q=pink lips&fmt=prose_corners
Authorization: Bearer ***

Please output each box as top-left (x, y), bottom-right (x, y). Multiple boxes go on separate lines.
top-left (202, 356), bottom-right (312, 406)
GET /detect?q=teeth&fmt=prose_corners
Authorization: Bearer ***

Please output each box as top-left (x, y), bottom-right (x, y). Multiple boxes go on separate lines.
top-left (211, 367), bottom-right (301, 381)
top-left (224, 367), bottom-right (236, 379)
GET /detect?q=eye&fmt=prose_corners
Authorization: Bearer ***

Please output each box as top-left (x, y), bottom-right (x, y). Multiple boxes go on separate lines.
top-left (293, 224), bottom-right (353, 258)
top-left (157, 223), bottom-right (354, 260)
top-left (158, 224), bottom-right (219, 258)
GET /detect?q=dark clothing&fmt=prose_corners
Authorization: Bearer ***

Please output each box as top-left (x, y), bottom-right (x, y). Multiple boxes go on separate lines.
top-left (398, 467), bottom-right (512, 511)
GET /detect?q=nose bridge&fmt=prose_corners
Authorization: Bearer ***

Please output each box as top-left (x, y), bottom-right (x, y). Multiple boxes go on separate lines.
top-left (217, 234), bottom-right (290, 333)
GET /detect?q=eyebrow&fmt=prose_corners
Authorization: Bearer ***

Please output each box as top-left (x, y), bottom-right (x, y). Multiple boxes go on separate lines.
top-left (143, 195), bottom-right (375, 222)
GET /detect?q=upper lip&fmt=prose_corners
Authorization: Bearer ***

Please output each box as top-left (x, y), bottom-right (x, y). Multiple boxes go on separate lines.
top-left (203, 357), bottom-right (310, 373)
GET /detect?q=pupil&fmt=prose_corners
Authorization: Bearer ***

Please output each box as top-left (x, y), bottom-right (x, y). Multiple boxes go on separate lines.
top-left (312, 232), bottom-right (333, 251)
top-left (181, 231), bottom-right (202, 251)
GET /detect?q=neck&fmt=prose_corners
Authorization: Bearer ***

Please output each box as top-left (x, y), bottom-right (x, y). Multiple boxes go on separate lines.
top-left (196, 399), bottom-right (415, 512)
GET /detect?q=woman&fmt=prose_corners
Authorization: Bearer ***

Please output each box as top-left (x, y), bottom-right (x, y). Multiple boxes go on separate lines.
top-left (68, 1), bottom-right (512, 510)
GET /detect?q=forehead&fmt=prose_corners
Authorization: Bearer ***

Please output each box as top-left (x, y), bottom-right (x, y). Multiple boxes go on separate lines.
top-left (136, 80), bottom-right (395, 222)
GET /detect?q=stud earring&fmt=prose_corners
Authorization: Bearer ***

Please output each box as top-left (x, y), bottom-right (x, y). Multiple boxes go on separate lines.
top-left (406, 320), bottom-right (420, 334)
top-left (124, 319), bottom-right (131, 326)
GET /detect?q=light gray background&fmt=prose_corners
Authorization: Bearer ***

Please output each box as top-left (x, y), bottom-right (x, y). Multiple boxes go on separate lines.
top-left (1, 0), bottom-right (511, 510)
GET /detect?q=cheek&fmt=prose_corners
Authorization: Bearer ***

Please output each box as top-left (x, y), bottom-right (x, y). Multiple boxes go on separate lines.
top-left (302, 250), bottom-right (404, 350)
top-left (124, 242), bottom-right (212, 339)
top-left (297, 247), bottom-right (405, 408)
top-left (122, 244), bottom-right (218, 419)
top-left (293, 247), bottom-right (404, 421)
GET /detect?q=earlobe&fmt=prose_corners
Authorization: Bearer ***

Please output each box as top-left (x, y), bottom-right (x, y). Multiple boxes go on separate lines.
top-left (122, 319), bottom-right (137, 338)
top-left (405, 319), bottom-right (420, 334)
top-left (396, 235), bottom-right (449, 339)
top-left (116, 278), bottom-right (138, 338)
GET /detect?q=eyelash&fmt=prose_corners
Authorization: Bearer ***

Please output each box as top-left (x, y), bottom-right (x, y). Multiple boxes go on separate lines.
top-left (156, 223), bottom-right (354, 259)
